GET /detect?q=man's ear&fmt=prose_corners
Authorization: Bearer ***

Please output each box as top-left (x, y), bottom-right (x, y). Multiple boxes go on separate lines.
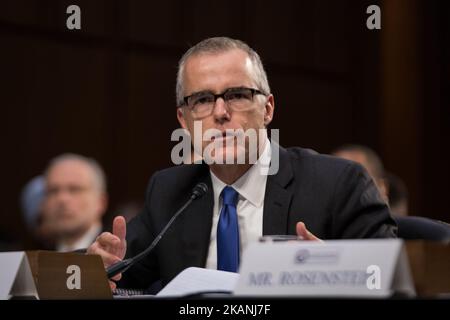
top-left (264, 94), bottom-right (275, 126)
top-left (177, 108), bottom-right (188, 129)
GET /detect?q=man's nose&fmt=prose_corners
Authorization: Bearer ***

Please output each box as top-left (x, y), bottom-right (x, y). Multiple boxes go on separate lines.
top-left (212, 97), bottom-right (231, 122)
top-left (54, 188), bottom-right (71, 203)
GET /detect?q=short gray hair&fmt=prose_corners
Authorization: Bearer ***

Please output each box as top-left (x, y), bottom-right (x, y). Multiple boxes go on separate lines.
top-left (176, 37), bottom-right (271, 106)
top-left (45, 153), bottom-right (107, 193)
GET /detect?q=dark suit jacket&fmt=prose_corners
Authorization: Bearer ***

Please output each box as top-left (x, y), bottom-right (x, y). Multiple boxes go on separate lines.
top-left (119, 146), bottom-right (396, 289)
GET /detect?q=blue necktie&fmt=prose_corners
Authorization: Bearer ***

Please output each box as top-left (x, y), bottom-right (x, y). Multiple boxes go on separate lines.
top-left (217, 186), bottom-right (240, 272)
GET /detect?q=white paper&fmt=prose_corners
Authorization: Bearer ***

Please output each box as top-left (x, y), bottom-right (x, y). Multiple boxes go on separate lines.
top-left (157, 267), bottom-right (239, 297)
top-left (10, 254), bottom-right (39, 299)
top-left (0, 252), bottom-right (24, 300)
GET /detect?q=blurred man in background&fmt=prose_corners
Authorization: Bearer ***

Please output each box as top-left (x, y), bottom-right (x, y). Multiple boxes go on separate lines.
top-left (43, 154), bottom-right (108, 252)
top-left (332, 144), bottom-right (389, 204)
top-left (331, 144), bottom-right (410, 216)
top-left (332, 144), bottom-right (450, 241)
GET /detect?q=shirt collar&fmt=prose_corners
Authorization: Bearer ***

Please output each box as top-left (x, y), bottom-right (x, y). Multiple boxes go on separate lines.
top-left (210, 137), bottom-right (271, 207)
top-left (57, 223), bottom-right (102, 252)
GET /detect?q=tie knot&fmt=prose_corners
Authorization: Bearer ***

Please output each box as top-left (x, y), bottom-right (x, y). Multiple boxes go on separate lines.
top-left (221, 186), bottom-right (239, 206)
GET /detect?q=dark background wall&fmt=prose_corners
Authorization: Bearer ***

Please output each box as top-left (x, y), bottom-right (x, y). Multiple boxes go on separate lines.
top-left (1, 0), bottom-right (449, 247)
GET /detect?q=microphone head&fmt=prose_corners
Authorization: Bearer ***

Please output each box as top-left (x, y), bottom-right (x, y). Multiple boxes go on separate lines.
top-left (191, 182), bottom-right (208, 199)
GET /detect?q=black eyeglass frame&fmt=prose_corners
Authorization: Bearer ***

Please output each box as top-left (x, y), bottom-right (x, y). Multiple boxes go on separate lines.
top-left (178, 87), bottom-right (267, 108)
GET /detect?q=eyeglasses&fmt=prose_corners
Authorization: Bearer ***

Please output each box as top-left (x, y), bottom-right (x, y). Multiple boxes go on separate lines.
top-left (179, 87), bottom-right (266, 118)
top-left (46, 184), bottom-right (91, 197)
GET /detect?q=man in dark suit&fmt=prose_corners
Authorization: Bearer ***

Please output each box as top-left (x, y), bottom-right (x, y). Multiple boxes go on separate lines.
top-left (87, 37), bottom-right (396, 290)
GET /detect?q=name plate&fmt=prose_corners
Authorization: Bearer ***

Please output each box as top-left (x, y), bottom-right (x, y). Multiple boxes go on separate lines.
top-left (234, 239), bottom-right (415, 297)
top-left (0, 251), bottom-right (112, 300)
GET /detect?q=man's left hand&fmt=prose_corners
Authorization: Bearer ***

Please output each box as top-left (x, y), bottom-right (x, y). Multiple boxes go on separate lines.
top-left (296, 222), bottom-right (323, 241)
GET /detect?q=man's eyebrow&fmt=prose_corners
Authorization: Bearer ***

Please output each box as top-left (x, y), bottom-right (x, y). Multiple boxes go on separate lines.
top-left (226, 86), bottom-right (248, 91)
top-left (187, 89), bottom-right (214, 97)
top-left (188, 87), bottom-right (247, 96)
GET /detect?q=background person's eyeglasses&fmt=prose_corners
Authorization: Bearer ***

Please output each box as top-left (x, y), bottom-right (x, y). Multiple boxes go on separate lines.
top-left (179, 87), bottom-right (266, 118)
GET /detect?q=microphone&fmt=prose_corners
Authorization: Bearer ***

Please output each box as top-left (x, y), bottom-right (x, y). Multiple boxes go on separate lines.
top-left (106, 182), bottom-right (208, 279)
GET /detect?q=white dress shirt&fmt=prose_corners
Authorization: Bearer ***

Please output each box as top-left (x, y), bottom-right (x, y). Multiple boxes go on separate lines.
top-left (57, 223), bottom-right (102, 252)
top-left (205, 138), bottom-right (271, 269)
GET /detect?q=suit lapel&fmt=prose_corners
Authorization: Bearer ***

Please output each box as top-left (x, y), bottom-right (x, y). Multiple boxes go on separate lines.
top-left (263, 146), bottom-right (294, 235)
top-left (181, 165), bottom-right (214, 267)
top-left (179, 146), bottom-right (295, 266)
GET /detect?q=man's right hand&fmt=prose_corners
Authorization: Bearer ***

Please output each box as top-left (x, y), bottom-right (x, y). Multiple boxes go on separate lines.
top-left (87, 216), bottom-right (127, 290)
